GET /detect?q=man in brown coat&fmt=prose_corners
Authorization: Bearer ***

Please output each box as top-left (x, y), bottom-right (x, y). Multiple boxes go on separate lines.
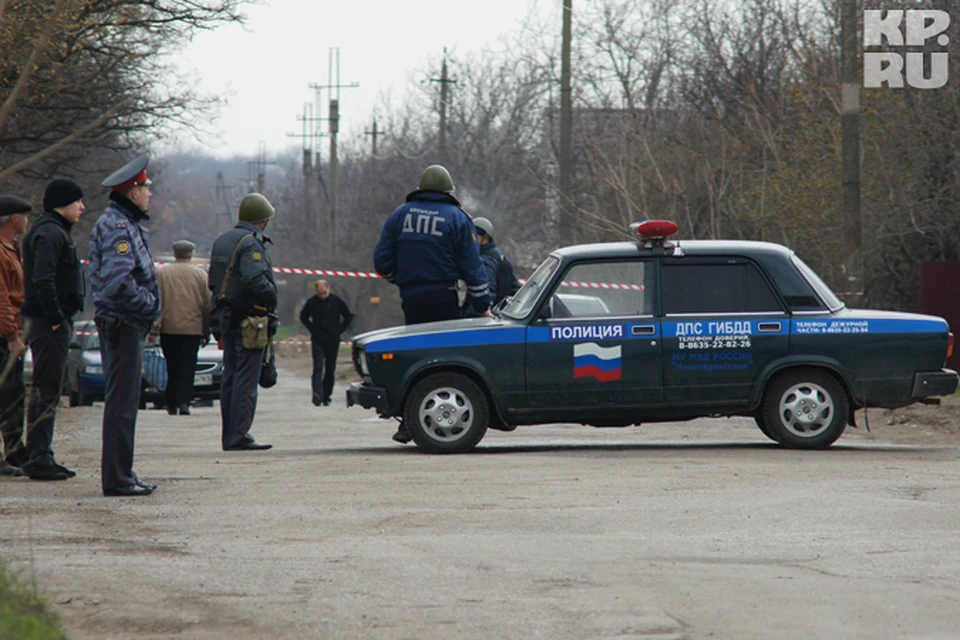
top-left (0, 195), bottom-right (31, 477)
top-left (155, 240), bottom-right (212, 415)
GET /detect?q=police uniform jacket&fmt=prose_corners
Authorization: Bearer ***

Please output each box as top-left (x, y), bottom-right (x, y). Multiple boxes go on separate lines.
top-left (87, 193), bottom-right (160, 329)
top-left (21, 211), bottom-right (85, 326)
top-left (208, 222), bottom-right (278, 315)
top-left (373, 190), bottom-right (489, 314)
top-left (480, 239), bottom-right (521, 306)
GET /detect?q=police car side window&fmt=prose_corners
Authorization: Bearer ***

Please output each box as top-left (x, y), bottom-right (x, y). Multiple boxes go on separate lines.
top-left (551, 261), bottom-right (650, 318)
top-left (662, 260), bottom-right (782, 314)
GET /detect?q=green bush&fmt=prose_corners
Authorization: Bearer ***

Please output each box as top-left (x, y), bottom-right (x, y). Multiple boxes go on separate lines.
top-left (0, 561), bottom-right (65, 640)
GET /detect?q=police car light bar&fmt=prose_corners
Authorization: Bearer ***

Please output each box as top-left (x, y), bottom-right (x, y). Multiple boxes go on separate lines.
top-left (629, 219), bottom-right (679, 239)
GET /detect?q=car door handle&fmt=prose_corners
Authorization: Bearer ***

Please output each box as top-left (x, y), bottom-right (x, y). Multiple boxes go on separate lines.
top-left (757, 322), bottom-right (782, 333)
top-left (631, 325), bottom-right (656, 336)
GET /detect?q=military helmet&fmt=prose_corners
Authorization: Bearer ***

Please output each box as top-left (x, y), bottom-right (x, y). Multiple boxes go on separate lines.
top-left (239, 193), bottom-right (275, 223)
top-left (418, 165), bottom-right (455, 194)
top-left (473, 217), bottom-right (495, 240)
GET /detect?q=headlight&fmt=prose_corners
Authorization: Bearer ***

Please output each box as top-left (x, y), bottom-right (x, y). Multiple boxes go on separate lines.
top-left (359, 351), bottom-right (370, 376)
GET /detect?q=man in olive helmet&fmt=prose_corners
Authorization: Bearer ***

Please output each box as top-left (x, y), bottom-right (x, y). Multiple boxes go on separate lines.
top-left (374, 164), bottom-right (491, 443)
top-left (208, 193), bottom-right (278, 452)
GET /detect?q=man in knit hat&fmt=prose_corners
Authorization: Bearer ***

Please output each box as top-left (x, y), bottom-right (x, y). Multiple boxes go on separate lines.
top-left (0, 195), bottom-right (32, 477)
top-left (18, 179), bottom-right (87, 480)
top-left (89, 154), bottom-right (161, 496)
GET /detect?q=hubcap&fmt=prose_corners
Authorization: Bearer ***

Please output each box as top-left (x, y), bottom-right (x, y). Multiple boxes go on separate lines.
top-left (778, 382), bottom-right (834, 438)
top-left (417, 387), bottom-right (474, 442)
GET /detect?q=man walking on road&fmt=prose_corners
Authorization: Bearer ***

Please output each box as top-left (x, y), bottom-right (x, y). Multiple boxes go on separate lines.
top-left (155, 240), bottom-right (212, 416)
top-left (208, 193), bottom-right (278, 452)
top-left (0, 195), bottom-right (31, 478)
top-left (89, 155), bottom-right (162, 497)
top-left (19, 179), bottom-right (87, 481)
top-left (299, 279), bottom-right (353, 406)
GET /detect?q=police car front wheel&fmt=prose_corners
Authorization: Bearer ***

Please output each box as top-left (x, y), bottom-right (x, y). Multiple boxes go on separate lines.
top-left (762, 369), bottom-right (849, 449)
top-left (404, 372), bottom-right (489, 454)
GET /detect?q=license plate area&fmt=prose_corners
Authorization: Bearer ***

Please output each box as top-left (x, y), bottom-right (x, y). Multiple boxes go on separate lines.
top-left (194, 373), bottom-right (213, 386)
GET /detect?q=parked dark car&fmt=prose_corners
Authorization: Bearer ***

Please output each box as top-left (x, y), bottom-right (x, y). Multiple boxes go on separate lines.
top-left (64, 320), bottom-right (104, 406)
top-left (141, 341), bottom-right (224, 409)
top-left (347, 220), bottom-right (958, 453)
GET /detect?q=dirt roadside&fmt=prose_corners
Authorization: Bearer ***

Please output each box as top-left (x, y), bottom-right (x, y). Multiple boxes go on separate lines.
top-left (1, 351), bottom-right (958, 640)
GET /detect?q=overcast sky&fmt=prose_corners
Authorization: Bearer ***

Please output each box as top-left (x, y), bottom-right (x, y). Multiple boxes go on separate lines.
top-left (168, 0), bottom-right (552, 158)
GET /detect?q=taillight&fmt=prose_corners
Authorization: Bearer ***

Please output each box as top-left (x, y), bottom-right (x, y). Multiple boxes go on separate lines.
top-left (948, 332), bottom-right (954, 360)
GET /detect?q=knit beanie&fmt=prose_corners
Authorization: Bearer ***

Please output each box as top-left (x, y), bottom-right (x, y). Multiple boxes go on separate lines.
top-left (43, 178), bottom-right (85, 211)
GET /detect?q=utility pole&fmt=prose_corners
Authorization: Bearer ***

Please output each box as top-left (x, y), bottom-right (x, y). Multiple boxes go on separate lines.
top-left (287, 103), bottom-right (316, 175)
top-left (841, 0), bottom-right (861, 302)
top-left (559, 0), bottom-right (574, 246)
top-left (246, 141), bottom-right (276, 194)
top-left (212, 171), bottom-right (234, 233)
top-left (365, 115), bottom-right (387, 195)
top-left (309, 47), bottom-right (358, 261)
top-left (430, 48), bottom-right (457, 165)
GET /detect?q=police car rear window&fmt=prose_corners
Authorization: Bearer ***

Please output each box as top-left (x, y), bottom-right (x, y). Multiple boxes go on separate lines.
top-left (662, 259), bottom-right (782, 315)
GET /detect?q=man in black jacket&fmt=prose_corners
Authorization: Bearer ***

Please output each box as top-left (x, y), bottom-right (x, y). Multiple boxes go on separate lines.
top-left (18, 178), bottom-right (86, 481)
top-left (299, 280), bottom-right (353, 406)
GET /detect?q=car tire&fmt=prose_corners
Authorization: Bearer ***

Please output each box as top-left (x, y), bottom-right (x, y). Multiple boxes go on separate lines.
top-left (762, 369), bottom-right (848, 449)
top-left (753, 415), bottom-right (780, 443)
top-left (403, 372), bottom-right (489, 454)
top-left (79, 391), bottom-right (93, 407)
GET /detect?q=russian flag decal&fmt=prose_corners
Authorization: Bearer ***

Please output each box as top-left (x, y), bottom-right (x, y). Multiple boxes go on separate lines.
top-left (573, 342), bottom-right (622, 382)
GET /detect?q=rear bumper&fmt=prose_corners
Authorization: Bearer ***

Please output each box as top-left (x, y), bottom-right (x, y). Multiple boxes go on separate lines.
top-left (346, 382), bottom-right (391, 417)
top-left (912, 369), bottom-right (959, 398)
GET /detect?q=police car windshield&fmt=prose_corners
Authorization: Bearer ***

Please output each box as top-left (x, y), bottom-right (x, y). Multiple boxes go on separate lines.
top-left (501, 255), bottom-right (560, 319)
top-left (791, 254), bottom-right (844, 311)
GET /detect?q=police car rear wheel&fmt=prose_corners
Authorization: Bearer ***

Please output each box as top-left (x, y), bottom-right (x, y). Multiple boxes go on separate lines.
top-left (753, 416), bottom-right (780, 443)
top-left (404, 372), bottom-right (489, 454)
top-left (763, 369), bottom-right (848, 449)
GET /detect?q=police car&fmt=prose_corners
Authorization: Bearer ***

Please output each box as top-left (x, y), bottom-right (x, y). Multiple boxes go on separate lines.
top-left (346, 221), bottom-right (958, 453)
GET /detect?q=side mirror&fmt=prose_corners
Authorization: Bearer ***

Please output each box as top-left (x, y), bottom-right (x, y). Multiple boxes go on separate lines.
top-left (538, 300), bottom-right (553, 321)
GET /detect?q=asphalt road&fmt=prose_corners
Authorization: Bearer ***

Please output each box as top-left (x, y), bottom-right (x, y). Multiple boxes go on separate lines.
top-left (1, 362), bottom-right (959, 640)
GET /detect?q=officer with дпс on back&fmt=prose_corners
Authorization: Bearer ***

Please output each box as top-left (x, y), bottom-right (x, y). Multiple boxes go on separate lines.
top-left (208, 193), bottom-right (278, 452)
top-left (88, 155), bottom-right (161, 497)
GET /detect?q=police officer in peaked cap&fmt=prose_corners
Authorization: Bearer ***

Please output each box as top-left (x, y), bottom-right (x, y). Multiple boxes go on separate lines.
top-left (208, 192), bottom-right (278, 452)
top-left (88, 154), bottom-right (161, 496)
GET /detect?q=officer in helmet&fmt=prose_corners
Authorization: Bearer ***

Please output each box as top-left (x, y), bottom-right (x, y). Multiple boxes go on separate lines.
top-left (374, 164), bottom-right (491, 443)
top-left (88, 154), bottom-right (161, 496)
top-left (208, 193), bottom-right (278, 452)
top-left (472, 217), bottom-right (521, 309)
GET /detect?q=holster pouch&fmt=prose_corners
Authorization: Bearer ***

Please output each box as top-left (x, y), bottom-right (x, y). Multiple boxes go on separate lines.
top-left (94, 315), bottom-right (122, 349)
top-left (240, 315), bottom-right (269, 350)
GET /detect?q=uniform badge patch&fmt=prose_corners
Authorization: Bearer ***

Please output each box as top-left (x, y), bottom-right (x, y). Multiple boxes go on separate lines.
top-left (117, 221), bottom-right (127, 228)
top-left (252, 251), bottom-right (262, 261)
top-left (116, 241), bottom-right (130, 254)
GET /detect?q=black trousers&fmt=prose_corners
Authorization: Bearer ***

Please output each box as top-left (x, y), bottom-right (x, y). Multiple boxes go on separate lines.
top-left (311, 338), bottom-right (339, 402)
top-left (160, 333), bottom-right (202, 409)
top-left (0, 337), bottom-right (26, 462)
top-left (100, 319), bottom-right (147, 491)
top-left (24, 316), bottom-right (70, 465)
top-left (401, 289), bottom-right (461, 325)
top-left (219, 313), bottom-right (264, 450)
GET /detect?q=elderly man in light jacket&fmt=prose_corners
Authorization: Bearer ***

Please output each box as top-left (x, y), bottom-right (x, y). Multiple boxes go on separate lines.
top-left (155, 240), bottom-right (212, 415)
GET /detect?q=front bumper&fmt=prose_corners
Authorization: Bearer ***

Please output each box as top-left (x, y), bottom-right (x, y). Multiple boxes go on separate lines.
top-left (346, 381), bottom-right (391, 417)
top-left (912, 369), bottom-right (959, 398)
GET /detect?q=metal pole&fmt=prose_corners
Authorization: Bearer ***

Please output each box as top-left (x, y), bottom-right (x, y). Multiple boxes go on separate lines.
top-left (439, 53), bottom-right (449, 165)
top-left (841, 0), bottom-right (861, 301)
top-left (559, 0), bottom-right (574, 246)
